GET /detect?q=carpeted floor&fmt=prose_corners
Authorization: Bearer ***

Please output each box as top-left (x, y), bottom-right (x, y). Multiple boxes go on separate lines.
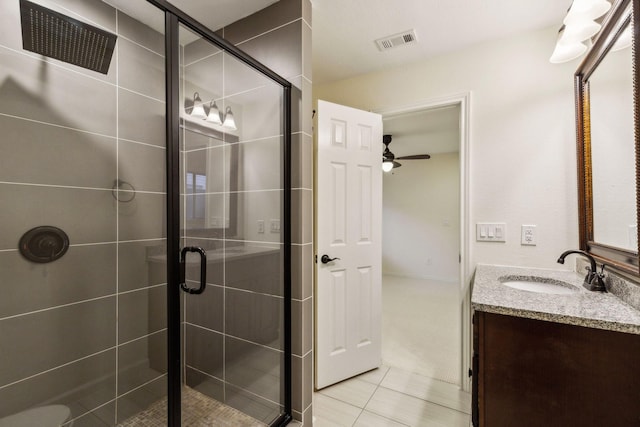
top-left (381, 274), bottom-right (461, 385)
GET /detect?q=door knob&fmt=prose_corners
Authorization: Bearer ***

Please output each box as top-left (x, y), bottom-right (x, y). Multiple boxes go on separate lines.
top-left (320, 254), bottom-right (340, 264)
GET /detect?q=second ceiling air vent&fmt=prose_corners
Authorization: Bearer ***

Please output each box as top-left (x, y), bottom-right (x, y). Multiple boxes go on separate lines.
top-left (375, 29), bottom-right (418, 51)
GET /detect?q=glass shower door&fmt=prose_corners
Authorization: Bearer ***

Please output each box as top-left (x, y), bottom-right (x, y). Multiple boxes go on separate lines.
top-left (176, 23), bottom-right (287, 425)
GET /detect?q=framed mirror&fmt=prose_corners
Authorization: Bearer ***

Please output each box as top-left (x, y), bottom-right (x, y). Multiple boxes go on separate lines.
top-left (575, 0), bottom-right (639, 274)
top-left (181, 118), bottom-right (239, 238)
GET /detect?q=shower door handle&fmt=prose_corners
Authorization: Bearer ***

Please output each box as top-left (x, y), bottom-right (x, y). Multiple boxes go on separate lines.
top-left (179, 246), bottom-right (207, 294)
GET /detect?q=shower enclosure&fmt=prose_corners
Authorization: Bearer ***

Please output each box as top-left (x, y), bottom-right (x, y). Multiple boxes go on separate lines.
top-left (0, 0), bottom-right (291, 426)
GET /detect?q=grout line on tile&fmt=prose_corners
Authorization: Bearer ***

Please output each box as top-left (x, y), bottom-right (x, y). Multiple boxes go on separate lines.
top-left (118, 85), bottom-right (165, 104)
top-left (0, 293), bottom-right (118, 322)
top-left (118, 137), bottom-right (167, 150)
top-left (235, 18), bottom-right (303, 47)
top-left (377, 382), bottom-right (471, 417)
top-left (118, 34), bottom-right (164, 58)
top-left (117, 328), bottom-right (167, 347)
top-left (0, 346), bottom-right (116, 391)
top-left (0, 112), bottom-right (116, 140)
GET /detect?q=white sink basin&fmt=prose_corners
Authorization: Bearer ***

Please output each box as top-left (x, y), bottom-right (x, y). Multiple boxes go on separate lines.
top-left (499, 275), bottom-right (578, 295)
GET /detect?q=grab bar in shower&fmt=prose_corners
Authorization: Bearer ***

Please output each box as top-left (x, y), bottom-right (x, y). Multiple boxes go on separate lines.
top-left (179, 246), bottom-right (207, 294)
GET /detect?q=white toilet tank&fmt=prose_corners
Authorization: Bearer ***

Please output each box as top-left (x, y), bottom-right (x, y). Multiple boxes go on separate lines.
top-left (0, 405), bottom-right (72, 427)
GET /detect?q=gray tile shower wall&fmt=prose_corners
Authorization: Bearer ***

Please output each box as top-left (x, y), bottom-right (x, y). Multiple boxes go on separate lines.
top-left (178, 0), bottom-right (313, 423)
top-left (1, 0), bottom-right (312, 425)
top-left (223, 0), bottom-right (313, 424)
top-left (222, 1), bottom-right (313, 422)
top-left (0, 1), bottom-right (167, 425)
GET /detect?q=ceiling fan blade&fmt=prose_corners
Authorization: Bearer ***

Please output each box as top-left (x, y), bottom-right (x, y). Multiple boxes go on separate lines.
top-left (392, 161), bottom-right (402, 168)
top-left (395, 154), bottom-right (431, 160)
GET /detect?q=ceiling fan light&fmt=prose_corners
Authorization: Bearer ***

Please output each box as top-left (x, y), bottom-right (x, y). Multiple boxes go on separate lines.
top-left (382, 161), bottom-right (394, 172)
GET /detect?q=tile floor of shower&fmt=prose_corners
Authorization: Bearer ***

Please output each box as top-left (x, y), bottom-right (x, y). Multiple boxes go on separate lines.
top-left (117, 387), bottom-right (264, 427)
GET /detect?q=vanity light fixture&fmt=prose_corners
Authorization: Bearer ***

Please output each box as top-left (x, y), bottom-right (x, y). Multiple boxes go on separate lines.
top-left (188, 94), bottom-right (238, 131)
top-left (190, 92), bottom-right (207, 119)
top-left (549, 0), bottom-right (611, 63)
top-left (550, 28), bottom-right (589, 63)
top-left (222, 106), bottom-right (237, 131)
top-left (206, 100), bottom-right (223, 125)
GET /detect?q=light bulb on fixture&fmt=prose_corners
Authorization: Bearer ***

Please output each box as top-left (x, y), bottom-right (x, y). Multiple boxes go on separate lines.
top-left (562, 20), bottom-right (601, 43)
top-left (550, 0), bottom-right (611, 64)
top-left (190, 92), bottom-right (207, 119)
top-left (382, 161), bottom-right (394, 172)
top-left (222, 107), bottom-right (237, 131)
top-left (206, 101), bottom-right (223, 125)
top-left (550, 40), bottom-right (588, 63)
top-left (565, 0), bottom-right (611, 21)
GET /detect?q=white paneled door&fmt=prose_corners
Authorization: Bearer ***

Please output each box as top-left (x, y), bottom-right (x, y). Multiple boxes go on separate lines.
top-left (316, 100), bottom-right (383, 389)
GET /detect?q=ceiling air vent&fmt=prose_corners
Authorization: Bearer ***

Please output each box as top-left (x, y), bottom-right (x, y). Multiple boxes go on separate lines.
top-left (375, 29), bottom-right (418, 51)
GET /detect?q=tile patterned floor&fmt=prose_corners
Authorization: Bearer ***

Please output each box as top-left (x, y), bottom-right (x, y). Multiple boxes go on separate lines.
top-left (117, 386), bottom-right (265, 427)
top-left (313, 366), bottom-right (471, 426)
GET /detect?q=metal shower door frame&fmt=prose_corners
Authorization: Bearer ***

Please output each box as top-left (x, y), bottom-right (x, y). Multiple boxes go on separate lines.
top-left (146, 1), bottom-right (293, 426)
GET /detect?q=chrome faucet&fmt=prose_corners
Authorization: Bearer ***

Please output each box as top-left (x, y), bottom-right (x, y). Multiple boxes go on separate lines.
top-left (557, 250), bottom-right (606, 292)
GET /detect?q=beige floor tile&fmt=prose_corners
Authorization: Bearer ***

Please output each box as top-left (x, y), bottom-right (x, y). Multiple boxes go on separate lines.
top-left (357, 365), bottom-right (390, 385)
top-left (319, 377), bottom-right (378, 408)
top-left (382, 275), bottom-right (461, 384)
top-left (354, 410), bottom-right (410, 426)
top-left (365, 387), bottom-right (470, 427)
top-left (380, 367), bottom-right (471, 414)
top-left (312, 394), bottom-right (362, 427)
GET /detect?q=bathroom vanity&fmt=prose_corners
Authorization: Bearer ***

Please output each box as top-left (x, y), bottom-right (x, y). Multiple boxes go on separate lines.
top-left (471, 264), bottom-right (640, 427)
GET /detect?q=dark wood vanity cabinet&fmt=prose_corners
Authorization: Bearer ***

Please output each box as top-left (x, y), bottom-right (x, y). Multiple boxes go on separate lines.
top-left (472, 311), bottom-right (640, 427)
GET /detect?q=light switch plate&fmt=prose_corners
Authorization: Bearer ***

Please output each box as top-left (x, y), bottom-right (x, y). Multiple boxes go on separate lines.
top-left (476, 223), bottom-right (506, 242)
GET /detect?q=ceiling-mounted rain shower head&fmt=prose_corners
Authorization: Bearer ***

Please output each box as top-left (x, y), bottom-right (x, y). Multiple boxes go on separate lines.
top-left (19, 0), bottom-right (117, 74)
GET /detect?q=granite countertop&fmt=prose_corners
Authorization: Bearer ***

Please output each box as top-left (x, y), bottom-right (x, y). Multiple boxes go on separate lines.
top-left (472, 264), bottom-right (640, 334)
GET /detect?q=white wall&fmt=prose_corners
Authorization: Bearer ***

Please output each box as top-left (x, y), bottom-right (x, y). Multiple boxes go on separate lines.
top-left (315, 25), bottom-right (580, 274)
top-left (383, 153), bottom-right (460, 281)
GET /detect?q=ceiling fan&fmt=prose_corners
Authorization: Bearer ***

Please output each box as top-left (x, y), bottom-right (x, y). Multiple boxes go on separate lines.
top-left (382, 134), bottom-right (431, 172)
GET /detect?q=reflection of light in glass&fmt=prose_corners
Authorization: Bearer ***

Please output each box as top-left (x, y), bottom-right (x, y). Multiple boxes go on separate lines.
top-left (612, 24), bottom-right (633, 52)
top-left (190, 92), bottom-right (207, 119)
top-left (222, 107), bottom-right (237, 131)
top-left (186, 172), bottom-right (207, 220)
top-left (206, 101), bottom-right (223, 125)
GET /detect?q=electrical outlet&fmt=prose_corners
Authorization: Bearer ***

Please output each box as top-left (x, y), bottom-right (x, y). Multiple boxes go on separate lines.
top-left (521, 225), bottom-right (537, 246)
top-left (257, 220), bottom-right (265, 234)
top-left (270, 219), bottom-right (280, 233)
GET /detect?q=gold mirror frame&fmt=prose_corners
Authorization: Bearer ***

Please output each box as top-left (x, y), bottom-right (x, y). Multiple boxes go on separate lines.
top-left (576, 0), bottom-right (640, 275)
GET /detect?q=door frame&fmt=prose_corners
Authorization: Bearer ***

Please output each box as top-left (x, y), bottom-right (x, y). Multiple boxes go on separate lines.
top-left (147, 0), bottom-right (294, 425)
top-left (375, 91), bottom-right (472, 392)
